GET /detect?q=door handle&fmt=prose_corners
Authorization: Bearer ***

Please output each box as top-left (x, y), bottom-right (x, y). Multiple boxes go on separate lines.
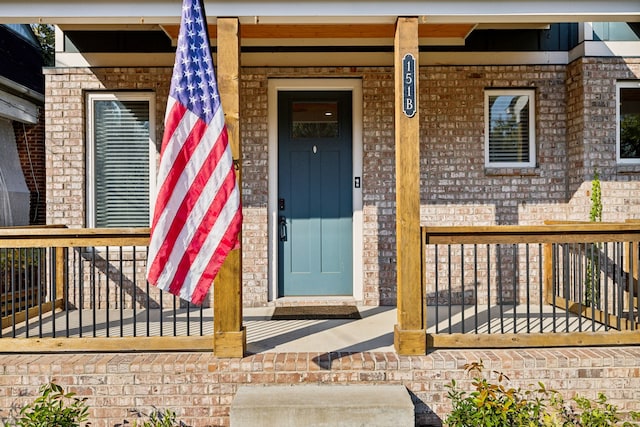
top-left (279, 216), bottom-right (287, 241)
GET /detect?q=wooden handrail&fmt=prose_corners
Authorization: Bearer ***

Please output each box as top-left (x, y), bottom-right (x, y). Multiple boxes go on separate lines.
top-left (0, 227), bottom-right (150, 248)
top-left (423, 223), bottom-right (640, 245)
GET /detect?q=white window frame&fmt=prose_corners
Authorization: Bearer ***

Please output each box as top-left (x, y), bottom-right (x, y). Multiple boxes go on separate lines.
top-left (484, 89), bottom-right (536, 168)
top-left (86, 91), bottom-right (156, 228)
top-left (616, 81), bottom-right (640, 165)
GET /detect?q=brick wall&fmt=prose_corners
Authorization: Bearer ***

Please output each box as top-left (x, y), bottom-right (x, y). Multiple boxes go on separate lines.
top-left (1, 348), bottom-right (639, 426)
top-left (44, 59), bottom-right (640, 308)
top-left (13, 109), bottom-right (46, 225)
top-left (566, 57), bottom-right (640, 221)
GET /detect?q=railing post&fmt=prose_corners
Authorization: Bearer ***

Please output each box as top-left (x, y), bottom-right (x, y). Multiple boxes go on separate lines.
top-left (213, 17), bottom-right (245, 358)
top-left (393, 16), bottom-right (426, 355)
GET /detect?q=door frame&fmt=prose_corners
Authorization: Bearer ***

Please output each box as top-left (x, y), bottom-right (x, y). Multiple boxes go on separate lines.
top-left (267, 78), bottom-right (363, 302)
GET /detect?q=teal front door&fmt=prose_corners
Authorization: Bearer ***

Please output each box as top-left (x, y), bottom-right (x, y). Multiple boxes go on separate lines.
top-left (278, 91), bottom-right (353, 296)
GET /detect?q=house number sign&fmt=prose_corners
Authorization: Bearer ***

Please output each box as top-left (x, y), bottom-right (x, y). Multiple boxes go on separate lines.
top-left (402, 53), bottom-right (416, 118)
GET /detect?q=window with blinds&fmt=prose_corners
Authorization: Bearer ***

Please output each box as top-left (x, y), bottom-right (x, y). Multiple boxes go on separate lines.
top-left (485, 89), bottom-right (536, 168)
top-left (87, 93), bottom-right (155, 227)
top-left (617, 82), bottom-right (640, 164)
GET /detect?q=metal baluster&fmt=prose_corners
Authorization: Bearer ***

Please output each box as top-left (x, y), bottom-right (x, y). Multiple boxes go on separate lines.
top-left (525, 244), bottom-right (530, 334)
top-left (487, 244), bottom-right (491, 334)
top-left (187, 300), bottom-right (191, 336)
top-left (434, 245), bottom-right (439, 334)
top-left (564, 244), bottom-right (570, 332)
top-left (461, 244), bottom-right (465, 334)
top-left (78, 248), bottom-right (83, 338)
top-left (133, 246), bottom-right (137, 337)
top-left (629, 241), bottom-right (635, 330)
top-left (119, 246), bottom-right (124, 337)
top-left (538, 244), bottom-right (543, 333)
top-left (200, 301), bottom-right (204, 336)
top-left (512, 244), bottom-right (517, 334)
top-left (105, 246), bottom-right (110, 338)
top-left (497, 244), bottom-right (504, 334)
top-left (173, 294), bottom-right (177, 336)
top-left (474, 244), bottom-right (478, 334)
top-left (144, 247), bottom-right (150, 337)
top-left (447, 244), bottom-right (452, 333)
top-left (91, 247), bottom-right (96, 337)
top-left (603, 242), bottom-right (609, 332)
top-left (50, 248), bottom-right (56, 339)
top-left (35, 248), bottom-right (42, 338)
top-left (552, 243), bottom-right (557, 333)
top-left (577, 243), bottom-right (582, 333)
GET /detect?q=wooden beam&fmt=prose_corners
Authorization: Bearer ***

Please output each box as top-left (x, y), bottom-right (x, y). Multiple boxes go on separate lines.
top-left (393, 17), bottom-right (425, 356)
top-left (0, 336), bottom-right (213, 353)
top-left (214, 17), bottom-right (245, 358)
top-left (160, 23), bottom-right (476, 41)
top-left (428, 330), bottom-right (640, 348)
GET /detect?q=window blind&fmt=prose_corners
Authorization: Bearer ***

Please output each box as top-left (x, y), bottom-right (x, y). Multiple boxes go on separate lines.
top-left (93, 100), bottom-right (150, 227)
top-left (488, 94), bottom-right (531, 164)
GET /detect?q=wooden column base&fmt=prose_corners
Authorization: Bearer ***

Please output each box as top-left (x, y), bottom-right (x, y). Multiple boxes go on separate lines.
top-left (394, 324), bottom-right (426, 355)
top-left (213, 327), bottom-right (246, 358)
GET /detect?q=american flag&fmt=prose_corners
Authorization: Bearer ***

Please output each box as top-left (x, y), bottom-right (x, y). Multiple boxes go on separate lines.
top-left (146, 0), bottom-right (242, 305)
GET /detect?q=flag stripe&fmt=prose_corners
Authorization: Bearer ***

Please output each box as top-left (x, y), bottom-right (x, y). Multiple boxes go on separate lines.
top-left (152, 129), bottom-right (233, 290)
top-left (147, 108), bottom-right (227, 284)
top-left (168, 166), bottom-right (239, 300)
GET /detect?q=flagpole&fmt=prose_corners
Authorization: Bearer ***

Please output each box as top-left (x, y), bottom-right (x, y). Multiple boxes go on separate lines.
top-left (213, 16), bottom-right (245, 358)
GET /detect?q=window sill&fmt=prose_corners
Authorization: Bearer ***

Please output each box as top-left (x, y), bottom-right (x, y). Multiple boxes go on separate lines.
top-left (484, 167), bottom-right (540, 177)
top-left (616, 164), bottom-right (640, 174)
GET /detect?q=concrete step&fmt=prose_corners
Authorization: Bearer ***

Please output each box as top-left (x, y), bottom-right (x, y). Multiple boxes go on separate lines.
top-left (230, 384), bottom-right (415, 427)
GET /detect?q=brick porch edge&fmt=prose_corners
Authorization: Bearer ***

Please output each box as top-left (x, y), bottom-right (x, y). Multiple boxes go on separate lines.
top-left (1, 347), bottom-right (639, 426)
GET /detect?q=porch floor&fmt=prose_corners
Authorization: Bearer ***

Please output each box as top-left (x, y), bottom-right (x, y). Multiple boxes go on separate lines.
top-left (2, 304), bottom-right (613, 352)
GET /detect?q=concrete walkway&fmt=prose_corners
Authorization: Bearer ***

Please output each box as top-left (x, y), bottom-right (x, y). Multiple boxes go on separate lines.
top-left (244, 306), bottom-right (396, 353)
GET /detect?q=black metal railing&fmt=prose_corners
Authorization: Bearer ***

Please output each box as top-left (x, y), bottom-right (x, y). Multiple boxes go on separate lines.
top-left (423, 223), bottom-right (640, 345)
top-left (0, 228), bottom-right (212, 344)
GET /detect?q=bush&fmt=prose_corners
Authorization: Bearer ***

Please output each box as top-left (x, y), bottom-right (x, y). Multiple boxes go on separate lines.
top-left (124, 408), bottom-right (184, 427)
top-left (7, 382), bottom-right (89, 427)
top-left (445, 360), bottom-right (640, 427)
top-left (4, 384), bottom-right (185, 427)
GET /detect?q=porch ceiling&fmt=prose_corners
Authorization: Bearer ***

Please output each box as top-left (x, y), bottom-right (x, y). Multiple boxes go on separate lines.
top-left (0, 0), bottom-right (638, 26)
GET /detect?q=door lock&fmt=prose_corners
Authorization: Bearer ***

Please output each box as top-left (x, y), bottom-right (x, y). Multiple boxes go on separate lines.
top-left (279, 216), bottom-right (287, 241)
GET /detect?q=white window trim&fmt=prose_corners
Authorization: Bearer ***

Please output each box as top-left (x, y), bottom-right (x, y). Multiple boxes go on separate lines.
top-left (616, 81), bottom-right (640, 165)
top-left (85, 91), bottom-right (157, 228)
top-left (484, 89), bottom-right (536, 168)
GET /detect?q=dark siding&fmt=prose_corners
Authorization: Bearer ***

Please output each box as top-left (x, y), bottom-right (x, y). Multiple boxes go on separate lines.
top-left (63, 23), bottom-right (588, 55)
top-left (426, 23), bottom-right (580, 52)
top-left (0, 26), bottom-right (44, 94)
top-left (65, 31), bottom-right (174, 53)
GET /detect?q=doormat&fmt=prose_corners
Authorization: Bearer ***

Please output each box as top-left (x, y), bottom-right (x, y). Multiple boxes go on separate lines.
top-left (271, 305), bottom-right (361, 320)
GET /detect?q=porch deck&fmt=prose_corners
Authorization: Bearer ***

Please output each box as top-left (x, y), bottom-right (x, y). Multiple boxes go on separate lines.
top-left (2, 303), bottom-right (607, 353)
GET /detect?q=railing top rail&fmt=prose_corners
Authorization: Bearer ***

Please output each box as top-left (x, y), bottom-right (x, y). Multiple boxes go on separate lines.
top-left (0, 227), bottom-right (150, 248)
top-left (422, 222), bottom-right (640, 245)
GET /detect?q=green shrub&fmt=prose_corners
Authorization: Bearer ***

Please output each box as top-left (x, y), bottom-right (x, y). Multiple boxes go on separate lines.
top-left (6, 382), bottom-right (89, 427)
top-left (4, 383), bottom-right (187, 427)
top-left (445, 360), bottom-right (640, 427)
top-left (128, 408), bottom-right (183, 427)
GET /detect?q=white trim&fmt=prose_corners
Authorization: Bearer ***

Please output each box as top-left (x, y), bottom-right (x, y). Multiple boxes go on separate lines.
top-left (267, 78), bottom-right (363, 302)
top-left (484, 89), bottom-right (536, 169)
top-left (85, 91), bottom-right (157, 227)
top-left (55, 51), bottom-right (576, 68)
top-left (0, 88), bottom-right (39, 124)
top-left (616, 80), bottom-right (640, 165)
top-left (579, 22), bottom-right (594, 42)
top-left (582, 41), bottom-right (640, 57)
top-left (1, 1), bottom-right (639, 25)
